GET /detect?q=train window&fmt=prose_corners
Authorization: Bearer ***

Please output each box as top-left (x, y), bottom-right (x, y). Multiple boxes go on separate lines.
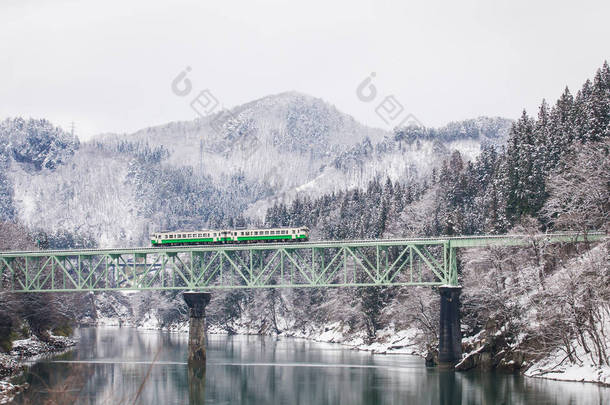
top-left (292, 230), bottom-right (295, 234)
top-left (265, 231), bottom-right (269, 235)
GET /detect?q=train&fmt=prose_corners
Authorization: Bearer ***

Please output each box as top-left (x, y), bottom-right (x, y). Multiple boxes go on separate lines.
top-left (150, 226), bottom-right (310, 246)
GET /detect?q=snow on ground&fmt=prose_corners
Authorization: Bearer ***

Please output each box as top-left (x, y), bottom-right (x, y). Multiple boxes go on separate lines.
top-left (526, 352), bottom-right (610, 386)
top-left (525, 317), bottom-right (610, 386)
top-left (0, 333), bottom-right (77, 403)
top-left (0, 380), bottom-right (27, 405)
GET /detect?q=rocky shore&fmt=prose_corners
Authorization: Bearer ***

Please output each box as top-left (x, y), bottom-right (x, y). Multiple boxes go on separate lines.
top-left (0, 334), bottom-right (76, 404)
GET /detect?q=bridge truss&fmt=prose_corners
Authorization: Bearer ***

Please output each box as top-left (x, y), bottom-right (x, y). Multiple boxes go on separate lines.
top-left (0, 233), bottom-right (603, 293)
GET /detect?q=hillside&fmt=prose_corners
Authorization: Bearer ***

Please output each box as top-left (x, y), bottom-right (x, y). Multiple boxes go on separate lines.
top-left (1, 93), bottom-right (511, 245)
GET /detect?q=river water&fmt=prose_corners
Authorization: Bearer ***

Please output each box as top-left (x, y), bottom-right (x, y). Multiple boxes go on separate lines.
top-left (10, 327), bottom-right (610, 404)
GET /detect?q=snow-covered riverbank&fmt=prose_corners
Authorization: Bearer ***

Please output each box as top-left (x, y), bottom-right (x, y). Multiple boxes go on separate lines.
top-left (0, 334), bottom-right (76, 403)
top-left (524, 339), bottom-right (610, 386)
top-left (136, 307), bottom-right (610, 389)
top-left (96, 310), bottom-right (610, 387)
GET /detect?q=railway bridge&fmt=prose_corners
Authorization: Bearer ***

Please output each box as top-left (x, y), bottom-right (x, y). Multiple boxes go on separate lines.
top-left (0, 232), bottom-right (604, 367)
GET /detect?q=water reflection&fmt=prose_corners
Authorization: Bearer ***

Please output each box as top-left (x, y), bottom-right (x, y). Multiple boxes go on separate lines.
top-left (11, 327), bottom-right (610, 405)
top-left (188, 365), bottom-right (206, 405)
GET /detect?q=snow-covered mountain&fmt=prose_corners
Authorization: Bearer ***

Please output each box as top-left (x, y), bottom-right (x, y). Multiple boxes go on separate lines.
top-left (98, 92), bottom-right (512, 218)
top-left (2, 93), bottom-right (512, 245)
top-left (99, 91), bottom-right (388, 191)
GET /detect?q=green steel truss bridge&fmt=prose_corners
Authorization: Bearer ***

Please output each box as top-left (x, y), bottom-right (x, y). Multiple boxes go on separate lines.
top-left (0, 232), bottom-right (604, 293)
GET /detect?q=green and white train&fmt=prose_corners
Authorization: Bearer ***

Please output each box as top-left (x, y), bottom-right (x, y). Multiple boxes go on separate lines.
top-left (150, 227), bottom-right (310, 246)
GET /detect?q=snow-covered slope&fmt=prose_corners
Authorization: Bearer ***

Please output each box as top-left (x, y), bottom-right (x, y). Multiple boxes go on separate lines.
top-left (98, 91), bottom-right (387, 192)
top-left (4, 94), bottom-right (512, 245)
top-left (96, 94), bottom-right (512, 220)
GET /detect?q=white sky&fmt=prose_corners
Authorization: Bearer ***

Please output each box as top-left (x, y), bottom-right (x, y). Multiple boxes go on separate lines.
top-left (1, 0), bottom-right (609, 139)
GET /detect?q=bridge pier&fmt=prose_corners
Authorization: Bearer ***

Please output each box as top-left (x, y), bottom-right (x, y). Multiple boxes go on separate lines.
top-left (183, 291), bottom-right (211, 366)
top-left (438, 286), bottom-right (462, 367)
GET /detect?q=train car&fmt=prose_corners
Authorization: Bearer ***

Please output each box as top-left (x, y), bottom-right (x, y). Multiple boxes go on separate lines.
top-left (150, 227), bottom-right (309, 246)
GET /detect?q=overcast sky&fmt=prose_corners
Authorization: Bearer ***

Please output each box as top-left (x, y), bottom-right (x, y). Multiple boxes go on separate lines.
top-left (1, 0), bottom-right (609, 139)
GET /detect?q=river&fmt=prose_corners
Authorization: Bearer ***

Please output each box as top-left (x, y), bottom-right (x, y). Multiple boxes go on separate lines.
top-left (10, 327), bottom-right (610, 404)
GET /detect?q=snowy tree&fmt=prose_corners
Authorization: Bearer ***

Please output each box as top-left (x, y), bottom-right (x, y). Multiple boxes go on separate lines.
top-left (542, 139), bottom-right (610, 232)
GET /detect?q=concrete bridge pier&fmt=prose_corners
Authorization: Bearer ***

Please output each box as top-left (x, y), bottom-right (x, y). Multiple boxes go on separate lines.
top-left (183, 291), bottom-right (211, 366)
top-left (438, 286), bottom-right (462, 367)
